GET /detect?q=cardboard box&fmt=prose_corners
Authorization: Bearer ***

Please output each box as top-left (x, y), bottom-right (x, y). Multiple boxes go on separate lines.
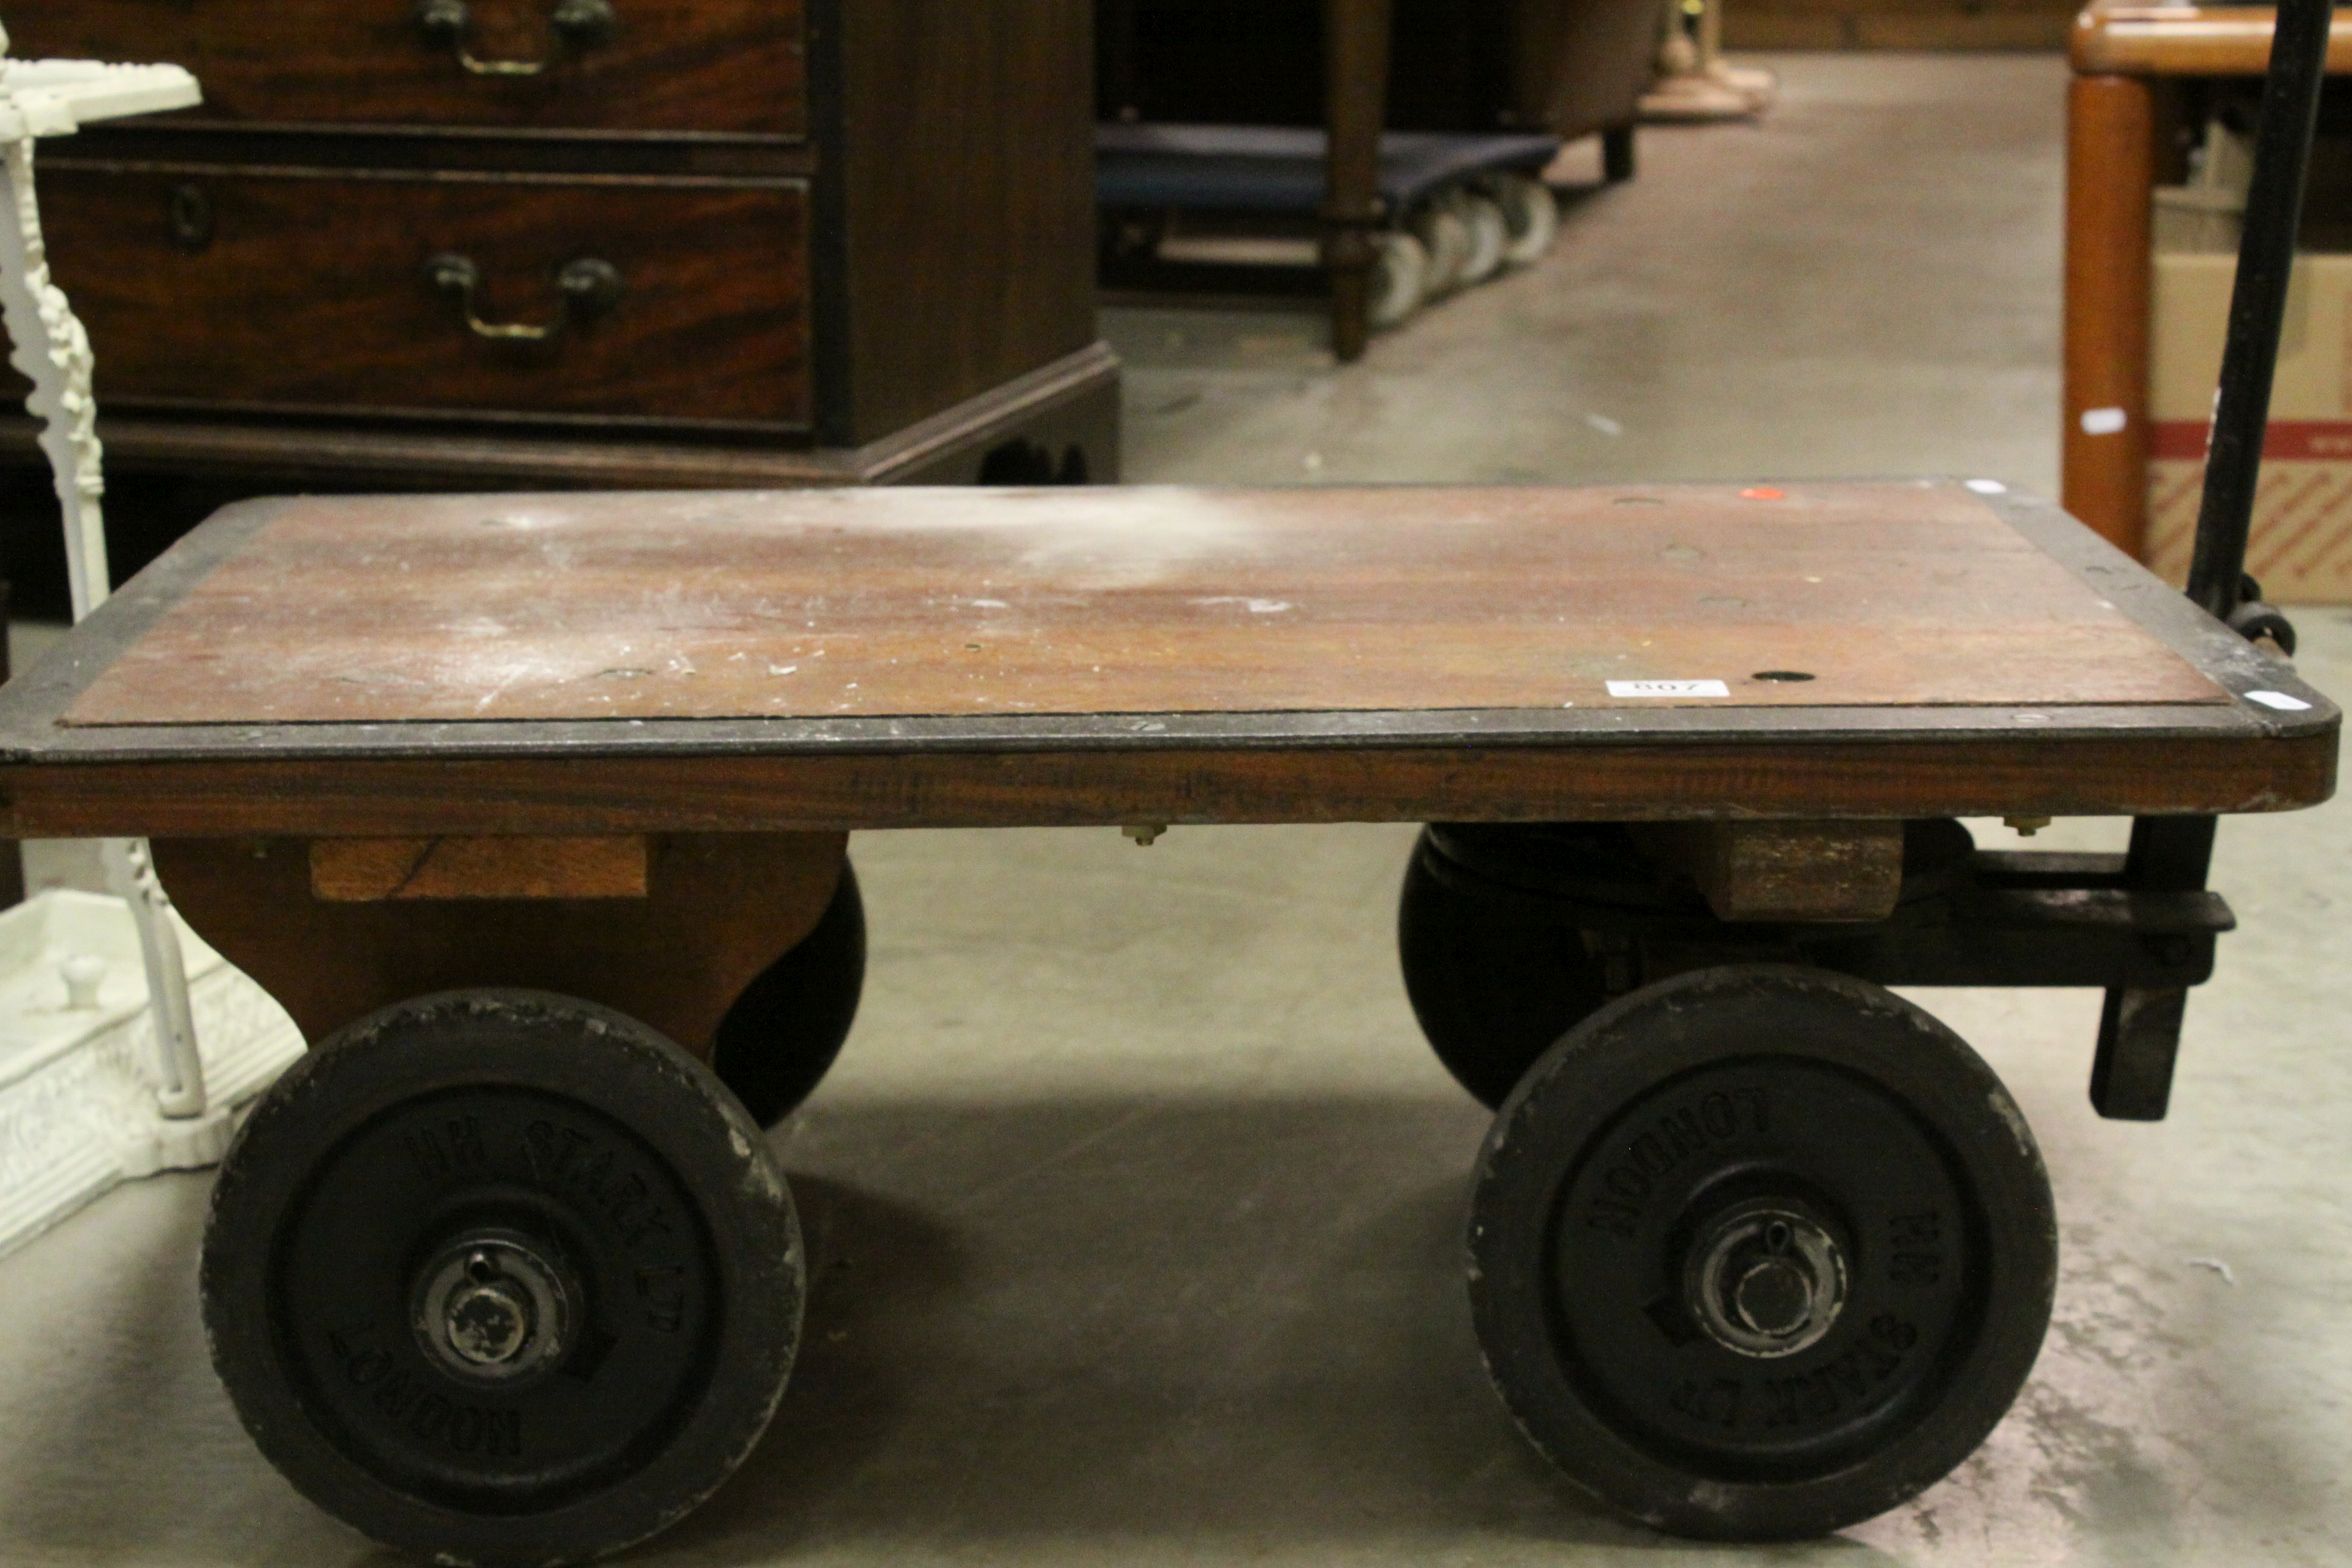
top-left (2147, 250), bottom-right (2352, 602)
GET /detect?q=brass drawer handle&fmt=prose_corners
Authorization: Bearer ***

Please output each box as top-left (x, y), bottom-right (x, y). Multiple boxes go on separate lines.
top-left (426, 254), bottom-right (623, 342)
top-left (413, 0), bottom-right (617, 77)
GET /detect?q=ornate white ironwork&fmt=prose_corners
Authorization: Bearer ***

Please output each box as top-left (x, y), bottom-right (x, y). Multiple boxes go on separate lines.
top-left (0, 28), bottom-right (209, 1116)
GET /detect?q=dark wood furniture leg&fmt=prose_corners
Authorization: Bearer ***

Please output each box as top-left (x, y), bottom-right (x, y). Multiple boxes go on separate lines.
top-left (1324, 0), bottom-right (1397, 362)
top-left (1099, 0), bottom-right (1140, 117)
top-left (1602, 122), bottom-right (1637, 182)
top-left (2063, 73), bottom-right (2158, 558)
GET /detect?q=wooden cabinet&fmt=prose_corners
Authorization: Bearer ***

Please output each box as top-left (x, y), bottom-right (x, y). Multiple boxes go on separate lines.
top-left (41, 167), bottom-right (814, 427)
top-left (9, 0), bottom-right (810, 137)
top-left (1100, 0), bottom-right (1655, 143)
top-left (2, 0), bottom-right (1116, 495)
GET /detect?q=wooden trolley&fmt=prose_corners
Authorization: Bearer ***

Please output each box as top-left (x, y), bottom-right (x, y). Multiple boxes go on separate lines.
top-left (0, 477), bottom-right (2334, 1560)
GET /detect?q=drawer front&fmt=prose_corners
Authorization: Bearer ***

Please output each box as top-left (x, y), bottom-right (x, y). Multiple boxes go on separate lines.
top-left (42, 166), bottom-right (812, 429)
top-left (4, 1), bottom-right (804, 139)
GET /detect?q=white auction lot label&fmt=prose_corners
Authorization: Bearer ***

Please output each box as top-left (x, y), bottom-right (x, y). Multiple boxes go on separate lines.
top-left (1607, 679), bottom-right (1731, 698)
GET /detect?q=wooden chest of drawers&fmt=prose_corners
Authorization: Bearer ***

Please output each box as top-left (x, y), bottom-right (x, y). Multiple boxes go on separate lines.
top-left (19, 0), bottom-right (811, 137)
top-left (2, 0), bottom-right (1117, 493)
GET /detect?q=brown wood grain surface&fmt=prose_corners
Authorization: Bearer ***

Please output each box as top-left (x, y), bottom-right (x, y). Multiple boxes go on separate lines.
top-left (2072, 1), bottom-right (2352, 75)
top-left (1, 0), bottom-right (806, 138)
top-left (10, 732), bottom-right (2332, 844)
top-left (829, 0), bottom-right (1100, 443)
top-left (310, 835), bottom-right (651, 901)
top-left (67, 483), bottom-right (2225, 730)
top-left (156, 832), bottom-right (846, 1050)
top-left (1735, 3), bottom-right (2076, 52)
top-left (1322, 0), bottom-right (1396, 364)
top-left (1639, 821), bottom-right (1908, 923)
top-left (2062, 74), bottom-right (2156, 557)
top-left (1, 344), bottom-right (1122, 489)
top-left (39, 165), bottom-right (810, 427)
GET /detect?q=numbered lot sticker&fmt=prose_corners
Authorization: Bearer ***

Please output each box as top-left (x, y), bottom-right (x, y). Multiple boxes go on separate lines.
top-left (1607, 679), bottom-right (1731, 699)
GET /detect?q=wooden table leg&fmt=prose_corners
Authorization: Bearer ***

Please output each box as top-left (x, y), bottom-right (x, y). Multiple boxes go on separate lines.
top-left (1324, 0), bottom-right (1396, 362)
top-left (1098, 0), bottom-right (1138, 118)
top-left (2063, 73), bottom-right (2158, 558)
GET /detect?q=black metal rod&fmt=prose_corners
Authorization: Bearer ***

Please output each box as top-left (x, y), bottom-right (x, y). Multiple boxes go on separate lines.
top-left (2186, 0), bottom-right (2338, 618)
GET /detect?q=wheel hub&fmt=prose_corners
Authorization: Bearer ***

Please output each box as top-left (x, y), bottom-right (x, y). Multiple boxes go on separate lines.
top-left (413, 1232), bottom-right (574, 1383)
top-left (447, 1276), bottom-right (532, 1365)
top-left (1685, 1205), bottom-right (1847, 1359)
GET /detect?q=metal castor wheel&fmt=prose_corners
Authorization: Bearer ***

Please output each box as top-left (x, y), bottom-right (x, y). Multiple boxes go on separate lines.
top-left (1397, 826), bottom-right (1610, 1108)
top-left (202, 989), bottom-right (804, 1567)
top-left (712, 861), bottom-right (867, 1125)
top-left (1367, 230), bottom-right (1431, 330)
top-left (1411, 196), bottom-right (1475, 296)
top-left (1469, 965), bottom-right (2056, 1541)
top-left (1455, 191), bottom-right (1510, 287)
top-left (1492, 173), bottom-right (1561, 267)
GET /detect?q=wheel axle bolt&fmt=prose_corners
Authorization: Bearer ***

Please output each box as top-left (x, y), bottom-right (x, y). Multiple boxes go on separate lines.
top-left (415, 1234), bottom-right (572, 1382)
top-left (1731, 1257), bottom-right (1816, 1338)
top-left (446, 1276), bottom-right (535, 1366)
top-left (1685, 1205), bottom-right (1848, 1359)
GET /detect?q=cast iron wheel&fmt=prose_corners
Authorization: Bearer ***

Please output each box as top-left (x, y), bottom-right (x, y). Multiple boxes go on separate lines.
top-left (202, 989), bottom-right (804, 1567)
top-left (712, 862), bottom-right (867, 1125)
top-left (1398, 826), bottom-right (1612, 1108)
top-left (1468, 965), bottom-right (2056, 1541)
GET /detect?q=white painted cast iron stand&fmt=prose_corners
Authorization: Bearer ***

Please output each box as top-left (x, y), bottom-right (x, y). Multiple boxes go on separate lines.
top-left (0, 31), bottom-right (226, 1157)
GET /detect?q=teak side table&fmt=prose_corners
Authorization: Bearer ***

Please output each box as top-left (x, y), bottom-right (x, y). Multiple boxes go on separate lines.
top-left (2064, 0), bottom-right (2352, 558)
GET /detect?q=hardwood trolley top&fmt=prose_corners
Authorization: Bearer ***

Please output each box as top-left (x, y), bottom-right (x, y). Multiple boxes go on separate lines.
top-left (0, 480), bottom-right (2333, 839)
top-left (2073, 1), bottom-right (2352, 78)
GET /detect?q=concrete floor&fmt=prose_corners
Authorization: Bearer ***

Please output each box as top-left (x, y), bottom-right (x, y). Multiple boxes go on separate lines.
top-left (5, 51), bottom-right (2351, 1568)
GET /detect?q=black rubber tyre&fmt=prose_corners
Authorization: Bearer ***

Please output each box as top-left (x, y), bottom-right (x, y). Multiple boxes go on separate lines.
top-left (203, 989), bottom-right (804, 1567)
top-left (1469, 965), bottom-right (2057, 1541)
top-left (712, 863), bottom-right (866, 1126)
top-left (1398, 828), bottom-right (1611, 1108)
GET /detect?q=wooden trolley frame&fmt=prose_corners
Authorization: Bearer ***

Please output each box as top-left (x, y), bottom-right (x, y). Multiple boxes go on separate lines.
top-left (0, 478), bottom-right (2332, 1073)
